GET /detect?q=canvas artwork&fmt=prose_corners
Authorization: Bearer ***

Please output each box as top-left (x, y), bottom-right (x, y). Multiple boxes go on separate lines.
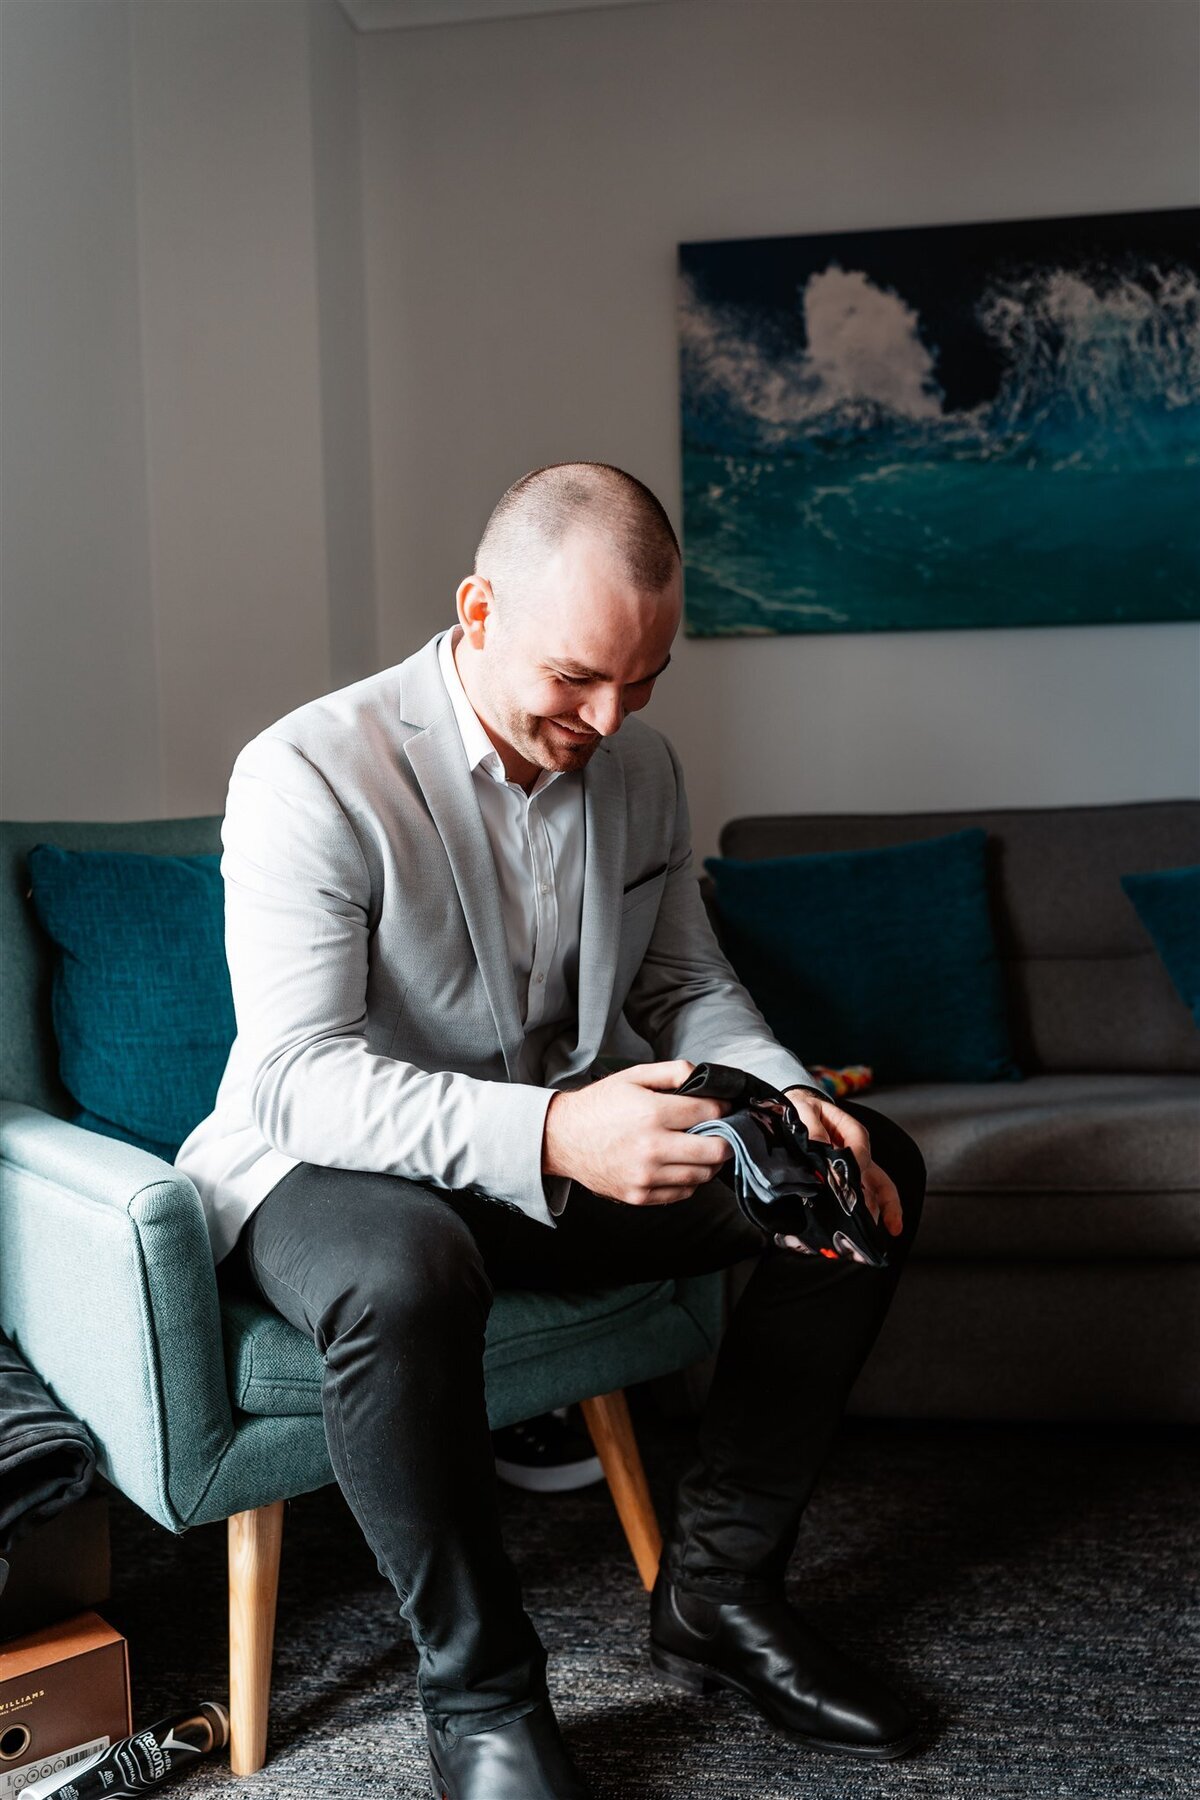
top-left (677, 207), bottom-right (1200, 636)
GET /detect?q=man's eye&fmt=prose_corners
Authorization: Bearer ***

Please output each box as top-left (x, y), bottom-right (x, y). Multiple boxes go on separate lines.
top-left (553, 672), bottom-right (654, 689)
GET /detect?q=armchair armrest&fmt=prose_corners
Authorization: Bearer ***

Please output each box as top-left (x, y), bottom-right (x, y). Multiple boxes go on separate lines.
top-left (0, 1102), bottom-right (234, 1532)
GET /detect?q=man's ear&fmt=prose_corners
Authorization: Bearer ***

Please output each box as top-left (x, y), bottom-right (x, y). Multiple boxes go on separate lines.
top-left (455, 574), bottom-right (493, 651)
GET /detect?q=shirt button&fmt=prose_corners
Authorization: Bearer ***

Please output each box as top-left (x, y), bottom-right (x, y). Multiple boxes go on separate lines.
top-left (535, 972), bottom-right (544, 984)
top-left (541, 882), bottom-right (551, 894)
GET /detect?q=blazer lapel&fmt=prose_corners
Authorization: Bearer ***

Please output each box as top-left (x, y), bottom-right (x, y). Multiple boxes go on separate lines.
top-left (398, 629), bottom-right (629, 1082)
top-left (570, 740), bottom-right (627, 1070)
top-left (400, 637), bottom-right (526, 1078)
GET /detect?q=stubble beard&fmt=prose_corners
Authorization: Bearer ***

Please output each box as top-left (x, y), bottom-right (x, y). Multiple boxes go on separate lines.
top-left (523, 712), bottom-right (601, 771)
top-left (486, 674), bottom-right (601, 774)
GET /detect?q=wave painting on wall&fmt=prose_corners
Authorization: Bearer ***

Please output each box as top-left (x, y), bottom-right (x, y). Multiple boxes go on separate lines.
top-left (677, 208), bottom-right (1200, 635)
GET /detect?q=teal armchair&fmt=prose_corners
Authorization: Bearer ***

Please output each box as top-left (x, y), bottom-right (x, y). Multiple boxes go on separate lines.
top-left (0, 816), bottom-right (722, 1774)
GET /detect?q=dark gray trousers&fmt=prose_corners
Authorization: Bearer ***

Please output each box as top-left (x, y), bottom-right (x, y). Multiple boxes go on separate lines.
top-left (221, 1097), bottom-right (925, 1737)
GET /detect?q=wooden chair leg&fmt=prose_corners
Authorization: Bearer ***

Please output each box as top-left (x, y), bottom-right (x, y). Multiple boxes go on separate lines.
top-left (228, 1499), bottom-right (284, 1775)
top-left (579, 1390), bottom-right (662, 1591)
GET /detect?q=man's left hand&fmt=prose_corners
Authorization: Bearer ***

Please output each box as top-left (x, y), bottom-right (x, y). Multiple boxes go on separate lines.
top-left (781, 1085), bottom-right (904, 1242)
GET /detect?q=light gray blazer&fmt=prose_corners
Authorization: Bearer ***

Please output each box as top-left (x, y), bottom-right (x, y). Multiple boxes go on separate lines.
top-left (175, 626), bottom-right (817, 1263)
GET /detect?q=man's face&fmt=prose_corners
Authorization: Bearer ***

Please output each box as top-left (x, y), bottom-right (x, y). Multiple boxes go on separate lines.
top-left (457, 529), bottom-right (682, 785)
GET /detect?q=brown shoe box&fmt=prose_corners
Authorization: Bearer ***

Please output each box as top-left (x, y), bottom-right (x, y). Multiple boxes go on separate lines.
top-left (0, 1612), bottom-right (130, 1800)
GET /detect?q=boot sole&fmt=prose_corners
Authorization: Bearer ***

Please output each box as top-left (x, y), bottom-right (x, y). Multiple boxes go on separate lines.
top-left (649, 1642), bottom-right (923, 1762)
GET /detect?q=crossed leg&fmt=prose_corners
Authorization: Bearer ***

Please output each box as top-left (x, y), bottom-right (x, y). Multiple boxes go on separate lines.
top-left (224, 1097), bottom-right (925, 1729)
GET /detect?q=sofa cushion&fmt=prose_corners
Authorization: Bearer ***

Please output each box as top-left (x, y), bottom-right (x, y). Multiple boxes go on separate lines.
top-left (716, 802), bottom-right (1200, 1074)
top-left (703, 829), bottom-right (1020, 1084)
top-left (221, 1278), bottom-right (680, 1418)
top-left (867, 1072), bottom-right (1200, 1258)
top-left (1121, 866), bottom-right (1200, 1026)
top-left (25, 845), bottom-right (235, 1153)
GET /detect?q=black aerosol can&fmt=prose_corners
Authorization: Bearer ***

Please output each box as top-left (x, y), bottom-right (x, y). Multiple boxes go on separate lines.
top-left (17, 1702), bottom-right (229, 1800)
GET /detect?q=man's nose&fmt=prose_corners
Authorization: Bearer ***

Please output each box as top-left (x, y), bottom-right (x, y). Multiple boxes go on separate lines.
top-left (579, 690), bottom-right (625, 736)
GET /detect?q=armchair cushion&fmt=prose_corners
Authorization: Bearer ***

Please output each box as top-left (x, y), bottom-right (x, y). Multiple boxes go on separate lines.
top-left (222, 1279), bottom-right (675, 1417)
top-left (220, 1275), bottom-right (721, 1434)
top-left (25, 846), bottom-right (235, 1151)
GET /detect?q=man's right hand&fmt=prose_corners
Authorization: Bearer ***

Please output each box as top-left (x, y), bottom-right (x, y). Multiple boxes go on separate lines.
top-left (542, 1059), bottom-right (733, 1206)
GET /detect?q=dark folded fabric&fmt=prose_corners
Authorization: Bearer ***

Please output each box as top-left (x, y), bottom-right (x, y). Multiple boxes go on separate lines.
top-left (676, 1062), bottom-right (892, 1268)
top-left (0, 1333), bottom-right (98, 1578)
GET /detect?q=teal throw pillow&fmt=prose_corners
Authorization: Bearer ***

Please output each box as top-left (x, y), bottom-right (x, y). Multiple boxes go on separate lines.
top-left (703, 828), bottom-right (1021, 1084)
top-left (27, 845), bottom-right (236, 1155)
top-left (1120, 865), bottom-right (1200, 1025)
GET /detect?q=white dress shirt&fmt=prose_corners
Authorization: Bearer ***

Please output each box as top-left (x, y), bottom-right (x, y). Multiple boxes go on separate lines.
top-left (437, 624), bottom-right (584, 1215)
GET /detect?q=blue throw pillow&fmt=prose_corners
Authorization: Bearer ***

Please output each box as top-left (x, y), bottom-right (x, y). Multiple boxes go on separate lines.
top-left (703, 828), bottom-right (1021, 1084)
top-left (1120, 865), bottom-right (1200, 1026)
top-left (27, 845), bottom-right (236, 1155)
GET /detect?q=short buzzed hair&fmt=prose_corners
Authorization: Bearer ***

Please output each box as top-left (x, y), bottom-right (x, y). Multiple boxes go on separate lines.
top-left (474, 462), bottom-right (681, 602)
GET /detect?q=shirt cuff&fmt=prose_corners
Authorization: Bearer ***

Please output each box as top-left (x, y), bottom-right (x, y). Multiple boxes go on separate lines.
top-left (544, 1173), bottom-right (571, 1217)
top-left (784, 1081), bottom-right (830, 1102)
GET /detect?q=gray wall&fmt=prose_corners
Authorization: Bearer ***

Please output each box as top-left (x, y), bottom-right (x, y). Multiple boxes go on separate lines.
top-left (131, 0), bottom-right (334, 815)
top-left (359, 0), bottom-right (1200, 857)
top-left (1, 0), bottom-right (160, 818)
top-left (2, 0), bottom-right (1196, 850)
top-left (308, 0), bottom-right (377, 693)
top-left (0, 0), bottom-right (371, 820)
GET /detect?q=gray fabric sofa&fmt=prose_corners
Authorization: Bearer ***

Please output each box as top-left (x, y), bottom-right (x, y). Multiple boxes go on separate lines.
top-left (702, 801), bottom-right (1200, 1424)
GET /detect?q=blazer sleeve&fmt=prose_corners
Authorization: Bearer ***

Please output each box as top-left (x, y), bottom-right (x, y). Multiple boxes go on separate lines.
top-left (220, 734), bottom-right (563, 1227)
top-left (621, 734), bottom-right (823, 1098)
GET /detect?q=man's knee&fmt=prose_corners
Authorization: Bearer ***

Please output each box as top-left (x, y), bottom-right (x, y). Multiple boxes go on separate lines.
top-left (838, 1099), bottom-right (927, 1227)
top-left (840, 1098), bottom-right (925, 1182)
top-left (315, 1180), bottom-right (495, 1353)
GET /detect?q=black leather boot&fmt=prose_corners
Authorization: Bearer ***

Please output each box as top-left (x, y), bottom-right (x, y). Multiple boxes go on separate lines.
top-left (426, 1697), bottom-right (589, 1798)
top-left (649, 1568), bottom-right (921, 1761)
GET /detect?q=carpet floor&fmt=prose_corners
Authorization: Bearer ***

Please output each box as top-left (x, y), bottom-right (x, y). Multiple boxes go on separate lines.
top-left (103, 1405), bottom-right (1198, 1799)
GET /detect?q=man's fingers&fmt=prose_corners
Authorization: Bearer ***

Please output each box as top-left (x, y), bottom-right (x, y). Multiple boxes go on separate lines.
top-left (831, 1113), bottom-right (873, 1164)
top-left (617, 1061), bottom-right (730, 1127)
top-left (657, 1096), bottom-right (731, 1131)
top-left (630, 1171), bottom-right (719, 1205)
top-left (651, 1116), bottom-right (737, 1159)
top-left (652, 1133), bottom-right (732, 1171)
top-left (626, 1078), bottom-right (904, 1236)
top-left (624, 1059), bottom-right (697, 1091)
top-left (864, 1163), bottom-right (904, 1236)
top-left (624, 1146), bottom-right (734, 1205)
top-left (820, 1111), bottom-right (903, 1234)
top-left (786, 1093), bottom-right (834, 1144)
top-left (652, 1157), bottom-right (728, 1181)
top-left (798, 1100), bottom-right (874, 1177)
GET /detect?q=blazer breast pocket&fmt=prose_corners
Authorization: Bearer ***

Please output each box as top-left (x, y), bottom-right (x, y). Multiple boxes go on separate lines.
top-left (621, 862), bottom-right (669, 907)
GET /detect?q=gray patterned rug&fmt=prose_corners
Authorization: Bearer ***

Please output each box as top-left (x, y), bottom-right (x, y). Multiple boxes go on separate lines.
top-left (104, 1405), bottom-right (1199, 1799)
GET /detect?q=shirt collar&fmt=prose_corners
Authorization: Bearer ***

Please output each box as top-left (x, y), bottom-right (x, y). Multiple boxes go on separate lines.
top-left (437, 624), bottom-right (562, 794)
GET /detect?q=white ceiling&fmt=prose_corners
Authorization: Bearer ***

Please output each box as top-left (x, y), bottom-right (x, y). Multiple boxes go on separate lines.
top-left (338, 0), bottom-right (678, 31)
